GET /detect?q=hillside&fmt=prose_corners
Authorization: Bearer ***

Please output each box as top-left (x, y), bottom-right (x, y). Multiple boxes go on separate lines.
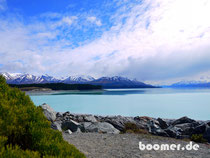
top-left (9, 83), bottom-right (102, 91)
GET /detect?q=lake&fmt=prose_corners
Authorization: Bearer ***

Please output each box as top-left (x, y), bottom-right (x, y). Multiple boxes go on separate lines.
top-left (29, 88), bottom-right (210, 120)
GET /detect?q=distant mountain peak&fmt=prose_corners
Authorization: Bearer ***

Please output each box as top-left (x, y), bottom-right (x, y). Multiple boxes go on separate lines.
top-left (165, 80), bottom-right (210, 88)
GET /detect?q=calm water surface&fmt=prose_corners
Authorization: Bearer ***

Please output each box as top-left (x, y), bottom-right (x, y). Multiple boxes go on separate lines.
top-left (29, 88), bottom-right (210, 120)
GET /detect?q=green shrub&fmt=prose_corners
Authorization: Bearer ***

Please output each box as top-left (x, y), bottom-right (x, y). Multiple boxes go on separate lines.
top-left (191, 134), bottom-right (207, 143)
top-left (122, 123), bottom-right (148, 134)
top-left (0, 75), bottom-right (85, 158)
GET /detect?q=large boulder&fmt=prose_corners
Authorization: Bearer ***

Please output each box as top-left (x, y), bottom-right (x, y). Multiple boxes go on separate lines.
top-left (135, 116), bottom-right (161, 130)
top-left (192, 123), bottom-right (207, 135)
top-left (51, 121), bottom-right (62, 131)
top-left (203, 125), bottom-right (210, 143)
top-left (41, 103), bottom-right (56, 122)
top-left (81, 122), bottom-right (120, 134)
top-left (61, 119), bottom-right (80, 132)
top-left (102, 116), bottom-right (137, 131)
top-left (157, 118), bottom-right (169, 129)
top-left (83, 115), bottom-right (97, 122)
top-left (172, 116), bottom-right (196, 125)
top-left (164, 126), bottom-right (183, 138)
top-left (147, 120), bottom-right (168, 136)
top-left (174, 122), bottom-right (200, 135)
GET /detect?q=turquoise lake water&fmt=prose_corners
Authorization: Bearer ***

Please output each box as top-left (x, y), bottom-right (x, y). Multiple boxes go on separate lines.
top-left (29, 88), bottom-right (210, 120)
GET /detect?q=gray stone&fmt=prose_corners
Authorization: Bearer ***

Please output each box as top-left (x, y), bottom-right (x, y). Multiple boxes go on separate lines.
top-left (164, 126), bottom-right (183, 138)
top-left (172, 116), bottom-right (196, 125)
top-left (41, 103), bottom-right (56, 122)
top-left (51, 121), bottom-right (62, 131)
top-left (175, 123), bottom-right (194, 135)
top-left (147, 120), bottom-right (168, 137)
top-left (56, 112), bottom-right (63, 118)
top-left (154, 129), bottom-right (169, 137)
top-left (65, 129), bottom-right (72, 135)
top-left (75, 127), bottom-right (82, 133)
top-left (72, 115), bottom-right (85, 122)
top-left (136, 116), bottom-right (160, 130)
top-left (206, 121), bottom-right (210, 126)
top-left (157, 118), bottom-right (169, 129)
top-left (203, 125), bottom-right (210, 143)
top-left (61, 119), bottom-right (80, 132)
top-left (83, 115), bottom-right (97, 122)
top-left (192, 123), bottom-right (207, 135)
top-left (103, 116), bottom-right (136, 132)
top-left (63, 111), bottom-right (70, 116)
top-left (148, 120), bottom-right (160, 133)
top-left (80, 122), bottom-right (92, 132)
top-left (81, 122), bottom-right (120, 134)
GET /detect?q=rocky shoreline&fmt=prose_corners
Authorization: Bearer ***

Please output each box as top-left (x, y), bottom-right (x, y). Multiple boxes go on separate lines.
top-left (40, 103), bottom-right (210, 143)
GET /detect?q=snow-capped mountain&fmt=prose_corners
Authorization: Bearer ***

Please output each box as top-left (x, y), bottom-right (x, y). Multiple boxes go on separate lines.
top-left (0, 73), bottom-right (59, 84)
top-left (88, 76), bottom-right (155, 88)
top-left (0, 72), bottom-right (156, 88)
top-left (63, 75), bottom-right (95, 84)
top-left (164, 80), bottom-right (210, 88)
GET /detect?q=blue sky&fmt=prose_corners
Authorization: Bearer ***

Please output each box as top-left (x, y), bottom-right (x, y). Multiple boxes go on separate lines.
top-left (1, 0), bottom-right (210, 84)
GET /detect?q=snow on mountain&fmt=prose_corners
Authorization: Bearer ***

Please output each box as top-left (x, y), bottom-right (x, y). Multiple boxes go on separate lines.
top-left (63, 75), bottom-right (95, 83)
top-left (88, 76), bottom-right (155, 88)
top-left (0, 73), bottom-right (59, 84)
top-left (39, 74), bottom-right (60, 83)
top-left (165, 80), bottom-right (210, 88)
top-left (0, 72), bottom-right (22, 80)
top-left (0, 73), bottom-right (155, 88)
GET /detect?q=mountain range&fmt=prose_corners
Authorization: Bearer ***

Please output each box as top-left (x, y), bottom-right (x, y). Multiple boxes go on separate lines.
top-left (164, 80), bottom-right (210, 88)
top-left (0, 72), bottom-right (156, 88)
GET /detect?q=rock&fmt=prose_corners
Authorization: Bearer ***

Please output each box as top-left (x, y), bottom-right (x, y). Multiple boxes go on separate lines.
top-left (148, 120), bottom-right (160, 133)
top-left (174, 123), bottom-right (199, 135)
top-left (135, 116), bottom-right (159, 130)
top-left (81, 122), bottom-right (120, 134)
top-left (65, 129), bottom-right (72, 135)
top-left (206, 121), bottom-right (210, 126)
top-left (103, 116), bottom-right (136, 132)
top-left (203, 125), bottom-right (210, 143)
top-left (172, 116), bottom-right (196, 125)
top-left (63, 111), bottom-right (70, 116)
top-left (41, 103), bottom-right (56, 122)
top-left (61, 119), bottom-right (80, 132)
top-left (157, 118), bottom-right (169, 129)
top-left (75, 127), bottom-right (82, 133)
top-left (56, 112), bottom-right (63, 118)
top-left (51, 121), bottom-right (62, 131)
top-left (154, 129), bottom-right (169, 137)
top-left (83, 115), bottom-right (97, 122)
top-left (147, 120), bottom-right (168, 137)
top-left (164, 126), bottom-right (183, 138)
top-left (134, 116), bottom-right (153, 124)
top-left (191, 123), bottom-right (207, 135)
top-left (71, 114), bottom-right (85, 122)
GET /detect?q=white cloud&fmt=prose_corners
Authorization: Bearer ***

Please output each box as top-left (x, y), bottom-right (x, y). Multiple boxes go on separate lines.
top-left (1, 0), bottom-right (210, 83)
top-left (61, 16), bottom-right (77, 26)
top-left (87, 16), bottom-right (102, 26)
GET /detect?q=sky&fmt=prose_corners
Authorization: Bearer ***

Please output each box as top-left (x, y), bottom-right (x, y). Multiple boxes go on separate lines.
top-left (0, 0), bottom-right (210, 84)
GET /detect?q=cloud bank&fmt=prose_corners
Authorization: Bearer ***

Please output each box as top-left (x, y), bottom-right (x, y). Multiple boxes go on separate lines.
top-left (0, 0), bottom-right (210, 84)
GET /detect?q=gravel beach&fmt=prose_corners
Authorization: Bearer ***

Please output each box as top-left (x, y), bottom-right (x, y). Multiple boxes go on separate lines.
top-left (63, 133), bottom-right (210, 158)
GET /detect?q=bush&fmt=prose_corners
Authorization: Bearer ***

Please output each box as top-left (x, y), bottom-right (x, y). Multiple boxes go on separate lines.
top-left (191, 134), bottom-right (207, 143)
top-left (122, 123), bottom-right (148, 134)
top-left (0, 75), bottom-right (85, 158)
